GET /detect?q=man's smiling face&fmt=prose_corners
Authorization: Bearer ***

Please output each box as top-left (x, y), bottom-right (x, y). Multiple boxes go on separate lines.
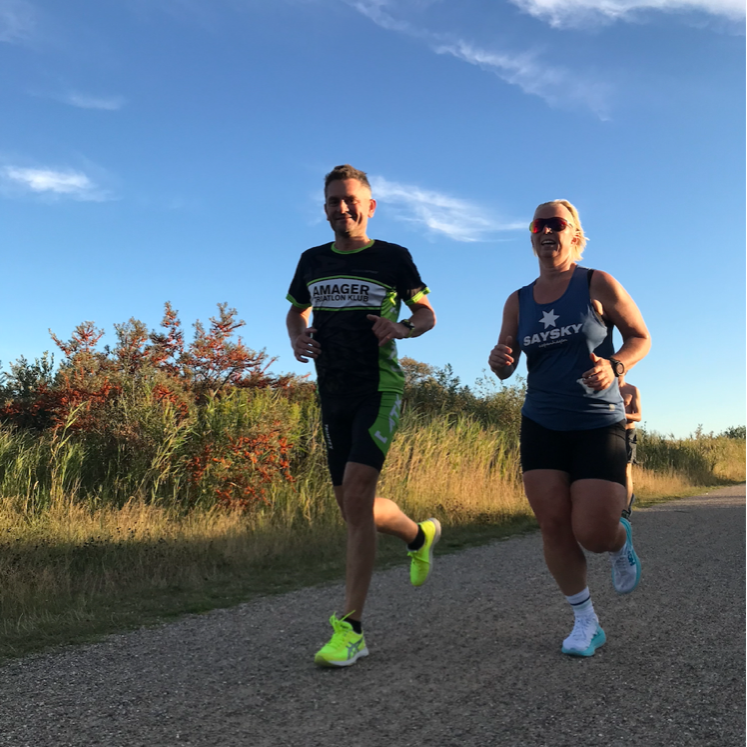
top-left (324, 178), bottom-right (376, 241)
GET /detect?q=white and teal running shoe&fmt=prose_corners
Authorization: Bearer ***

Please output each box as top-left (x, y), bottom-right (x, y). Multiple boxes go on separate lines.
top-left (610, 516), bottom-right (641, 594)
top-left (561, 615), bottom-right (606, 657)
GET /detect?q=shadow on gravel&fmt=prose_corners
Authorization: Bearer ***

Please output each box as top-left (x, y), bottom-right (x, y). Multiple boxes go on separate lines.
top-left (4, 484), bottom-right (742, 663)
top-left (1, 513), bottom-right (539, 662)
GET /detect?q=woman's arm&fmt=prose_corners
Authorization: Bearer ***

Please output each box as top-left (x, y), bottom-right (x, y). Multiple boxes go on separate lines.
top-left (488, 291), bottom-right (521, 380)
top-left (583, 271), bottom-right (651, 391)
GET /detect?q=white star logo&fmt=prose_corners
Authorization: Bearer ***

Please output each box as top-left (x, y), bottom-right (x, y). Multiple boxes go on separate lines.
top-left (540, 309), bottom-right (559, 329)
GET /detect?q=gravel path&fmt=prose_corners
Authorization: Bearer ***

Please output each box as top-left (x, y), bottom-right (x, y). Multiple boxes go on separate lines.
top-left (0, 484), bottom-right (744, 747)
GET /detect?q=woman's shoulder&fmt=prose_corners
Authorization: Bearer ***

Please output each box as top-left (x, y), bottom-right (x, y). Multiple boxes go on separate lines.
top-left (508, 285), bottom-right (530, 306)
top-left (587, 268), bottom-right (621, 292)
top-left (583, 266), bottom-right (617, 282)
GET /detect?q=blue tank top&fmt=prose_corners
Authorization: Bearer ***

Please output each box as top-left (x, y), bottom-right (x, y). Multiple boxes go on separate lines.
top-left (518, 266), bottom-right (625, 430)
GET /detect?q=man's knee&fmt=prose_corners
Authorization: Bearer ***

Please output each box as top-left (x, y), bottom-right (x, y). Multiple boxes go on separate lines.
top-left (340, 464), bottom-right (379, 525)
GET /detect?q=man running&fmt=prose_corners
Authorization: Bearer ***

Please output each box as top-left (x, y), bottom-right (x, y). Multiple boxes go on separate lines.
top-left (286, 164), bottom-right (440, 668)
top-left (619, 373), bottom-right (641, 518)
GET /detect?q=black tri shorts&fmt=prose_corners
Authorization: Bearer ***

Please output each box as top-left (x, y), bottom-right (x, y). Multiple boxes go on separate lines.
top-left (625, 428), bottom-right (638, 464)
top-left (319, 392), bottom-right (403, 486)
top-left (520, 415), bottom-right (627, 487)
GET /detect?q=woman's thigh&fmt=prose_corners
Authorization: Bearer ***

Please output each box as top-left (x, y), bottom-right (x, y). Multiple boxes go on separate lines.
top-left (523, 469), bottom-right (572, 530)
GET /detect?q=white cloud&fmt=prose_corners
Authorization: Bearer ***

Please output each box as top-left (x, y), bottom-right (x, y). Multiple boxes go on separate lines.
top-left (370, 175), bottom-right (524, 242)
top-left (0, 0), bottom-right (35, 43)
top-left (63, 92), bottom-right (127, 111)
top-left (349, 0), bottom-right (416, 33)
top-left (434, 39), bottom-right (610, 119)
top-left (347, 0), bottom-right (610, 116)
top-left (509, 0), bottom-right (745, 26)
top-left (1, 166), bottom-right (112, 201)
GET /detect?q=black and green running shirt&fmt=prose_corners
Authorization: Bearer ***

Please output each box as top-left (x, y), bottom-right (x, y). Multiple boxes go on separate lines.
top-left (287, 240), bottom-right (430, 397)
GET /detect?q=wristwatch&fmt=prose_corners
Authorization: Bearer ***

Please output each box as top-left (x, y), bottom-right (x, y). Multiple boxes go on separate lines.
top-left (399, 318), bottom-right (415, 338)
top-left (609, 358), bottom-right (625, 377)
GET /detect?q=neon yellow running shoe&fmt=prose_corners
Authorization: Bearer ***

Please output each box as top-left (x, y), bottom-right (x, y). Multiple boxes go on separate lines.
top-left (408, 518), bottom-right (442, 587)
top-left (314, 614), bottom-right (369, 668)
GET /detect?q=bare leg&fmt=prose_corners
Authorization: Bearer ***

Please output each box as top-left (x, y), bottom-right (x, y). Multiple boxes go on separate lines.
top-left (334, 462), bottom-right (378, 620)
top-left (332, 488), bottom-right (418, 545)
top-left (333, 464), bottom-right (420, 619)
top-left (523, 470), bottom-right (587, 596)
top-left (625, 463), bottom-right (634, 507)
top-left (571, 479), bottom-right (627, 553)
top-left (373, 497), bottom-right (419, 543)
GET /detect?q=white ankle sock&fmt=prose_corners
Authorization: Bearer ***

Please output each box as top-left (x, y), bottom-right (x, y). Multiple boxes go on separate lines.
top-left (565, 587), bottom-right (595, 618)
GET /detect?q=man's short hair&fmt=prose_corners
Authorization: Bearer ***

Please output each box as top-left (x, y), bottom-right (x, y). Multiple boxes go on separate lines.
top-left (324, 164), bottom-right (371, 195)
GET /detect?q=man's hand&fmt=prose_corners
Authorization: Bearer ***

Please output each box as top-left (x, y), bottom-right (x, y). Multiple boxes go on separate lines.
top-left (582, 352), bottom-right (615, 391)
top-left (489, 335), bottom-right (515, 374)
top-left (292, 327), bottom-right (321, 363)
top-left (366, 315), bottom-right (409, 347)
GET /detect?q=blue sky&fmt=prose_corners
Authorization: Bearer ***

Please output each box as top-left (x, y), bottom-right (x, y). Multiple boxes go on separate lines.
top-left (0, 0), bottom-right (744, 437)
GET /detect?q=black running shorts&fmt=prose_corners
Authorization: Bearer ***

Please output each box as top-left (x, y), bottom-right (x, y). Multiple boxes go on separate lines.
top-left (320, 392), bottom-right (403, 486)
top-left (625, 429), bottom-right (637, 464)
top-left (520, 415), bottom-right (627, 487)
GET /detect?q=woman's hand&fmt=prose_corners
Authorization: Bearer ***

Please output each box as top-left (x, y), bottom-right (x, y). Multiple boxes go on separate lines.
top-left (581, 352), bottom-right (615, 391)
top-left (489, 336), bottom-right (515, 374)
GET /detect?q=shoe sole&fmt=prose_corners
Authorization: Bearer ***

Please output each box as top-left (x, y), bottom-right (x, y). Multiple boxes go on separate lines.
top-left (314, 647), bottom-right (369, 668)
top-left (411, 518), bottom-right (442, 587)
top-left (561, 626), bottom-right (606, 657)
top-left (613, 517), bottom-right (641, 595)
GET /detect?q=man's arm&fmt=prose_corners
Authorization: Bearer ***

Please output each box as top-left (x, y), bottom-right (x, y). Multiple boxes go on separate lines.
top-left (366, 295), bottom-right (436, 347)
top-left (403, 296), bottom-right (436, 338)
top-left (625, 386), bottom-right (642, 424)
top-left (286, 305), bottom-right (320, 362)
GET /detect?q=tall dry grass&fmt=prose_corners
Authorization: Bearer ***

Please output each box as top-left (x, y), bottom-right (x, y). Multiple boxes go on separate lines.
top-left (632, 429), bottom-right (746, 501)
top-left (0, 397), bottom-right (744, 657)
top-left (0, 410), bottom-right (530, 653)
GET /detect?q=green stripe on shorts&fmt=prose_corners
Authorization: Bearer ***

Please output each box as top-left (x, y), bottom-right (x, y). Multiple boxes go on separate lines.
top-left (368, 392), bottom-right (403, 457)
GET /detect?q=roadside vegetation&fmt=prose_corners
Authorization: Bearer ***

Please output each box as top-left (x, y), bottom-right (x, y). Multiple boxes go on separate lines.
top-left (0, 305), bottom-right (743, 659)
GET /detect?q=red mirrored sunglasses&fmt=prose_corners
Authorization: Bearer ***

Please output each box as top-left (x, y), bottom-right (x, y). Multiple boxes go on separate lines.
top-left (529, 217), bottom-right (573, 233)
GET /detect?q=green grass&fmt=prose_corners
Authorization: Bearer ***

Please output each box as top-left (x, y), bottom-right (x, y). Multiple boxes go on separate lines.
top-left (0, 408), bottom-right (743, 662)
top-left (0, 517), bottom-right (546, 661)
top-left (2, 482), bottom-right (741, 662)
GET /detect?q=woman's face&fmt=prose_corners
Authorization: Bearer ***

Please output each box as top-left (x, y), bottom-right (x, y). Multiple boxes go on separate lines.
top-left (530, 203), bottom-right (579, 264)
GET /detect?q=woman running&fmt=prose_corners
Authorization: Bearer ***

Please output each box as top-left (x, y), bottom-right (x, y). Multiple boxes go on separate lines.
top-left (489, 199), bottom-right (651, 656)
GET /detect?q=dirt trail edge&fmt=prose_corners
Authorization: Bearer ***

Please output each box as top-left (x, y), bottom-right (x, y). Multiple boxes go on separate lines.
top-left (0, 484), bottom-right (744, 747)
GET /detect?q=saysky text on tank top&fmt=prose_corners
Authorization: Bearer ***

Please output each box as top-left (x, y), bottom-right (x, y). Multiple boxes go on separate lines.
top-left (518, 265), bottom-right (625, 430)
top-left (287, 240), bottom-right (429, 397)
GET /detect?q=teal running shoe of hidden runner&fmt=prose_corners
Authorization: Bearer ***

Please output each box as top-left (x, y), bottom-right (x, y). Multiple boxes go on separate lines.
top-left (621, 492), bottom-right (636, 520)
top-left (610, 516), bottom-right (641, 594)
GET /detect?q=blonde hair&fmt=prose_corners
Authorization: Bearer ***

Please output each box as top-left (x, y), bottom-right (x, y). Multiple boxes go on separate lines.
top-left (533, 199), bottom-right (588, 261)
